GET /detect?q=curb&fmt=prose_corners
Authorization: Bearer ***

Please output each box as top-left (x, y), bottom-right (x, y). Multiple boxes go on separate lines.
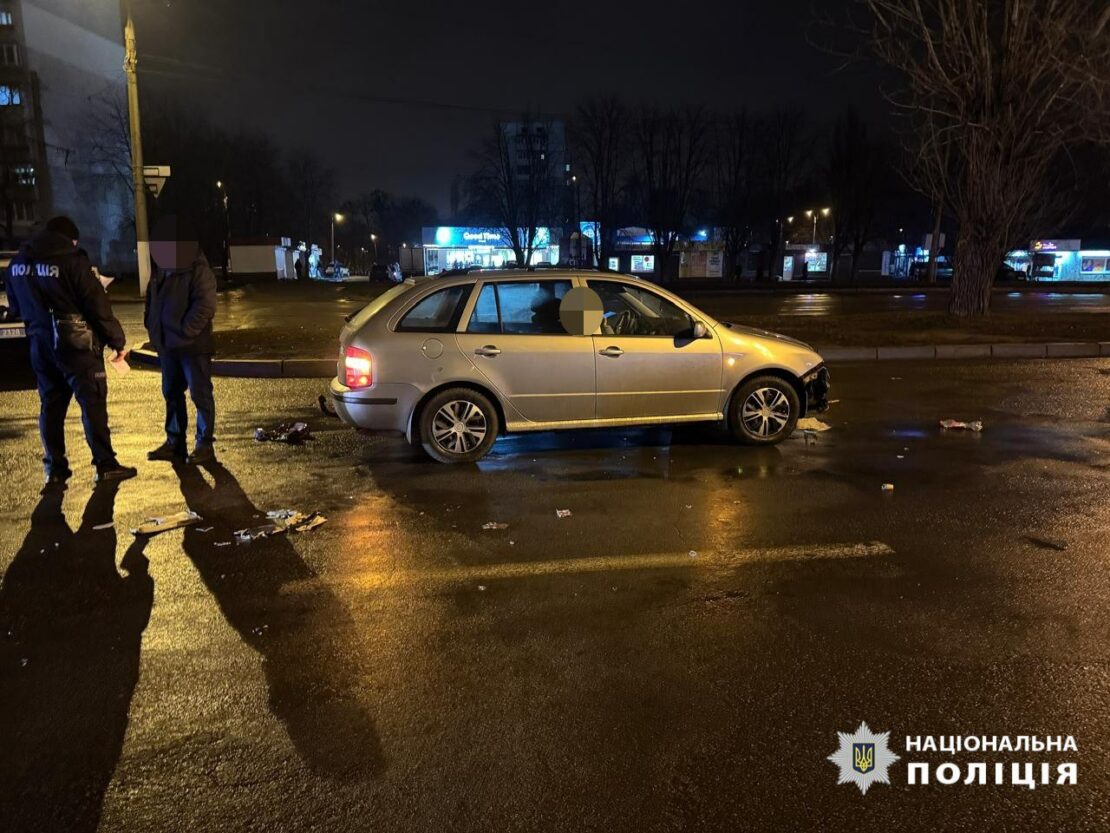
top-left (819, 341), bottom-right (1110, 362)
top-left (131, 349), bottom-right (334, 378)
top-left (131, 341), bottom-right (1110, 379)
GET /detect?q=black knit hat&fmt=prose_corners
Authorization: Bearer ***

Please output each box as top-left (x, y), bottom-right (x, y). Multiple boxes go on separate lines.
top-left (45, 215), bottom-right (80, 241)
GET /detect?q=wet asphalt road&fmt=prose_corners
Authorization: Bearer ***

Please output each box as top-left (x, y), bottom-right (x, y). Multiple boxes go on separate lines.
top-left (0, 357), bottom-right (1108, 832)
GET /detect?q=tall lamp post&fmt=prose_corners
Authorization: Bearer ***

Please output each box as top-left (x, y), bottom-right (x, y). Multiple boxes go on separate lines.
top-left (805, 207), bottom-right (831, 246)
top-left (370, 233), bottom-right (378, 263)
top-left (121, 0), bottom-right (151, 295)
top-left (216, 180), bottom-right (230, 279)
top-left (331, 212), bottom-right (344, 269)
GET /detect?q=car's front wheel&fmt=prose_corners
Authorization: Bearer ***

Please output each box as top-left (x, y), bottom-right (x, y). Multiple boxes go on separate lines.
top-left (419, 388), bottom-right (499, 463)
top-left (728, 376), bottom-right (800, 445)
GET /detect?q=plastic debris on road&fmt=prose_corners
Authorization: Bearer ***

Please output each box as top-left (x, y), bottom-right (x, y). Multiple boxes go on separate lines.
top-left (235, 510), bottom-right (327, 543)
top-left (131, 510), bottom-right (201, 537)
top-left (555, 509), bottom-right (572, 518)
top-left (939, 419), bottom-right (984, 432)
top-left (92, 522), bottom-right (114, 531)
top-left (796, 417), bottom-right (832, 433)
top-left (881, 483), bottom-right (895, 492)
top-left (481, 522), bottom-right (509, 530)
top-left (254, 421), bottom-right (312, 444)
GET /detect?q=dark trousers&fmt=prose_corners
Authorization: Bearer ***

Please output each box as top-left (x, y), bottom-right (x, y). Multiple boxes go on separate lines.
top-left (29, 339), bottom-right (116, 471)
top-left (161, 350), bottom-right (215, 451)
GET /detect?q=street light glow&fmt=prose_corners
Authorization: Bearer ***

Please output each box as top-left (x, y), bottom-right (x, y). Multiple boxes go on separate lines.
top-left (334, 212), bottom-right (345, 223)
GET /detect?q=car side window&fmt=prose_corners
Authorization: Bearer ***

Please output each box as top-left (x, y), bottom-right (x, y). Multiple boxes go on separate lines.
top-left (397, 285), bottom-right (471, 332)
top-left (467, 284), bottom-right (500, 334)
top-left (587, 282), bottom-right (693, 337)
top-left (466, 280), bottom-right (572, 335)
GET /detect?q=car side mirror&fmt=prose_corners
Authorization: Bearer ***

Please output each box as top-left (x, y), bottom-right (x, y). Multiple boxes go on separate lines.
top-left (692, 320), bottom-right (709, 339)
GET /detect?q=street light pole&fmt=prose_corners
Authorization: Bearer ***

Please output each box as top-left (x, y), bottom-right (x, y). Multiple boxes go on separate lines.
top-left (122, 0), bottom-right (151, 295)
top-left (216, 181), bottom-right (230, 280)
top-left (331, 212), bottom-right (344, 268)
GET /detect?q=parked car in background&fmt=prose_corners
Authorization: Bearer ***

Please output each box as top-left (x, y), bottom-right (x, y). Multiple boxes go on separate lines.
top-left (323, 261), bottom-right (351, 279)
top-left (330, 269), bottom-right (830, 463)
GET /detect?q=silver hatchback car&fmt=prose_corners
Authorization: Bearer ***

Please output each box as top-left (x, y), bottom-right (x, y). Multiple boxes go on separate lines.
top-left (330, 269), bottom-right (830, 463)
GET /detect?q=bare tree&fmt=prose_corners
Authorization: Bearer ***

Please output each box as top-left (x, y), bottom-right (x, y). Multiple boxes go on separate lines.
top-left (709, 109), bottom-right (754, 282)
top-left (286, 149), bottom-right (335, 278)
top-left (570, 96), bottom-right (628, 269)
top-left (632, 105), bottom-right (709, 280)
top-left (825, 108), bottom-right (888, 281)
top-left (469, 115), bottom-right (560, 269)
top-left (750, 110), bottom-right (810, 281)
top-left (855, 0), bottom-right (1110, 315)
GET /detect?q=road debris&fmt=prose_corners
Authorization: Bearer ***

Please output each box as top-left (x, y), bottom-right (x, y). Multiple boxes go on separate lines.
top-left (796, 417), bottom-right (832, 432)
top-left (555, 509), bottom-right (572, 518)
top-left (131, 510), bottom-right (201, 537)
top-left (688, 550), bottom-right (698, 558)
top-left (481, 522), bottom-right (508, 530)
top-left (939, 419), bottom-right (984, 432)
top-left (318, 394), bottom-right (338, 418)
top-left (1024, 535), bottom-right (1068, 552)
top-left (197, 526), bottom-right (214, 533)
top-left (254, 421), bottom-right (312, 444)
top-left (881, 483), bottom-right (895, 492)
top-left (235, 510), bottom-right (327, 543)
top-left (92, 522), bottom-right (114, 531)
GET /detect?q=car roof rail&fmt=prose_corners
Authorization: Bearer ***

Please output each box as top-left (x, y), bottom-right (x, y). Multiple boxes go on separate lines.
top-left (432, 268), bottom-right (486, 278)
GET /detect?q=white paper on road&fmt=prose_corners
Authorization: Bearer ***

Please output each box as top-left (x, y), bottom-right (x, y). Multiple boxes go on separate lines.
top-left (796, 417), bottom-right (832, 432)
top-left (131, 510), bottom-right (201, 536)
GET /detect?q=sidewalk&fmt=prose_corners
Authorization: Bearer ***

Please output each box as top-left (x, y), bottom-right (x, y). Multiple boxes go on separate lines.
top-left (102, 280), bottom-right (1110, 378)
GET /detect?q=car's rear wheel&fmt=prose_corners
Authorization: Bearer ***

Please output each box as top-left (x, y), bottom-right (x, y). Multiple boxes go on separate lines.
top-left (728, 376), bottom-right (800, 445)
top-left (419, 388), bottom-right (499, 463)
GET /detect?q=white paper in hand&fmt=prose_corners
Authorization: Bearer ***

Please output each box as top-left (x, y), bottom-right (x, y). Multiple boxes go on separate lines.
top-left (110, 353), bottom-right (130, 376)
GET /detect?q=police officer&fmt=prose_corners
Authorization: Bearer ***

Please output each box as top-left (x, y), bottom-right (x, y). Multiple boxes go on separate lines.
top-left (144, 214), bottom-right (218, 465)
top-left (6, 216), bottom-right (137, 489)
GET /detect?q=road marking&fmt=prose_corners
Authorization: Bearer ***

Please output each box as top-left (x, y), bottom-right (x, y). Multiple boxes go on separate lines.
top-left (338, 541), bottom-right (895, 589)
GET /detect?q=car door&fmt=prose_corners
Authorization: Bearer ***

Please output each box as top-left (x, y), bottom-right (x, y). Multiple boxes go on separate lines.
top-left (587, 280), bottom-right (723, 420)
top-left (455, 279), bottom-right (596, 424)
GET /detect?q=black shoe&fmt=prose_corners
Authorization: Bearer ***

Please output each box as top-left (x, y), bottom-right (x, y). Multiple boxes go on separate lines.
top-left (41, 468), bottom-right (72, 494)
top-left (148, 443), bottom-right (186, 462)
top-left (186, 443), bottom-right (216, 465)
top-left (95, 462), bottom-right (138, 483)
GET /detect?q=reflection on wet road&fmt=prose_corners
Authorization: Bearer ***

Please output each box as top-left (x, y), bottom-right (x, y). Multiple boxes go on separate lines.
top-left (0, 357), bottom-right (1107, 832)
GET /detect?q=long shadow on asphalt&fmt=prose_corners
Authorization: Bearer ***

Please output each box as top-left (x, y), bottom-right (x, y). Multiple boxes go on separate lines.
top-left (175, 460), bottom-right (386, 781)
top-left (0, 481), bottom-right (153, 833)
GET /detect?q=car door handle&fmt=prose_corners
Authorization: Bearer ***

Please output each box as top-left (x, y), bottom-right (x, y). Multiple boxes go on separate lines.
top-left (598, 346), bottom-right (624, 358)
top-left (474, 345), bottom-right (501, 357)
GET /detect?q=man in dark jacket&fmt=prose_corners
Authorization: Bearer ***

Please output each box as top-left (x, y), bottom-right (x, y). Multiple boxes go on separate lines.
top-left (144, 215), bottom-right (218, 465)
top-left (6, 216), bottom-right (137, 488)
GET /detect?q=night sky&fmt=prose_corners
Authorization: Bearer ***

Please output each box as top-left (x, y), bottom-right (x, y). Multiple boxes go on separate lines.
top-left (135, 0), bottom-right (881, 213)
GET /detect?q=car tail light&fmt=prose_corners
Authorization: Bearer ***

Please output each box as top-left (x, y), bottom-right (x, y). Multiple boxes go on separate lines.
top-left (344, 346), bottom-right (372, 388)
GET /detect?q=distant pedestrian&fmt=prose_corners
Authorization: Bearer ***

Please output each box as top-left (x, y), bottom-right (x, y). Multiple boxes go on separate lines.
top-left (144, 215), bottom-right (218, 465)
top-left (5, 216), bottom-right (137, 489)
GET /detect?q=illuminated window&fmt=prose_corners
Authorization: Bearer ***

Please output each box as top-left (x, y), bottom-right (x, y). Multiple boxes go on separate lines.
top-left (0, 85), bottom-right (22, 106)
top-left (0, 12), bottom-right (13, 27)
top-left (14, 164), bottom-right (34, 185)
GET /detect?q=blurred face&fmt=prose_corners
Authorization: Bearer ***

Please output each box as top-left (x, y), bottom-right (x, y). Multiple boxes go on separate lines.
top-left (150, 237), bottom-right (199, 271)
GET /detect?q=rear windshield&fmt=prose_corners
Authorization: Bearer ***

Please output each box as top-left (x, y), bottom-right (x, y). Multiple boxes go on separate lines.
top-left (344, 283), bottom-right (412, 332)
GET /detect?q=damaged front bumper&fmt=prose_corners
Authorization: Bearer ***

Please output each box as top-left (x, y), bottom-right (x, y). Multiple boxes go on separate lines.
top-left (804, 365), bottom-right (831, 413)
